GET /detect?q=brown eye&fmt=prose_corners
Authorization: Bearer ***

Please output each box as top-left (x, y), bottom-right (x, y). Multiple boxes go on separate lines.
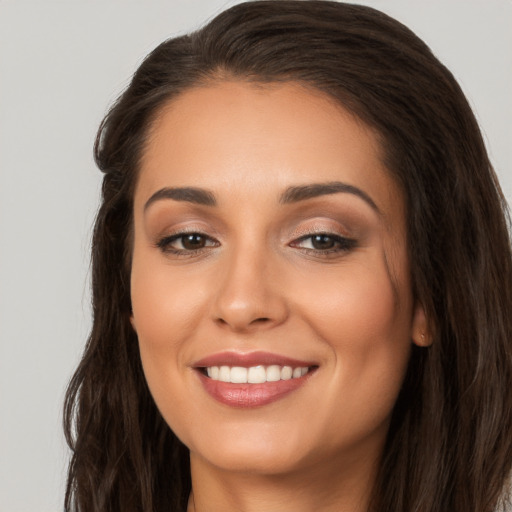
top-left (157, 232), bottom-right (219, 254)
top-left (310, 234), bottom-right (336, 250)
top-left (181, 234), bottom-right (207, 250)
top-left (291, 233), bottom-right (357, 254)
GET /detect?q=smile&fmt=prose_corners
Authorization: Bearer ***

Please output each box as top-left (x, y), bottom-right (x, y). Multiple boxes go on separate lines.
top-left (204, 365), bottom-right (310, 383)
top-left (193, 352), bottom-right (317, 407)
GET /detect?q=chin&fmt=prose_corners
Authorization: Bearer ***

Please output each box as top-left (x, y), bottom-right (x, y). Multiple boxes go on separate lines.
top-left (193, 443), bottom-right (312, 476)
top-left (184, 419), bottom-right (316, 475)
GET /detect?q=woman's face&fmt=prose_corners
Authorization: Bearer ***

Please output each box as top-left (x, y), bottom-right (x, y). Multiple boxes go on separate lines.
top-left (130, 81), bottom-right (426, 478)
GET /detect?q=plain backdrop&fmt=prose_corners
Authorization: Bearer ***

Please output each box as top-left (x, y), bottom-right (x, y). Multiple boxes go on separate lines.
top-left (0, 1), bottom-right (511, 510)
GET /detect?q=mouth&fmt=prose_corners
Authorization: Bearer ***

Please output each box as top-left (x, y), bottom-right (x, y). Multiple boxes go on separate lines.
top-left (193, 351), bottom-right (318, 408)
top-left (200, 364), bottom-right (312, 383)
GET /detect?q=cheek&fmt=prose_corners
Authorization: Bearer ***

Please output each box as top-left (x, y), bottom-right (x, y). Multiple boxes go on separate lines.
top-left (300, 258), bottom-right (410, 349)
top-left (129, 248), bottom-right (211, 415)
top-left (295, 257), bottom-right (412, 426)
top-left (131, 255), bottom-right (208, 353)
top-left (130, 259), bottom-right (208, 443)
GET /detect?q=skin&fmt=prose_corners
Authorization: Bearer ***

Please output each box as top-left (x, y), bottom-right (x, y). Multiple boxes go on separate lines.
top-left (130, 81), bottom-right (429, 512)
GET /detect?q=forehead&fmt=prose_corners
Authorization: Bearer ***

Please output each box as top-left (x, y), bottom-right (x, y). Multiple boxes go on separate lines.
top-left (137, 81), bottom-right (403, 222)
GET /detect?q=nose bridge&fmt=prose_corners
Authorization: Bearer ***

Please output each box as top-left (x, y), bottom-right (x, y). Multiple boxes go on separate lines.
top-left (212, 238), bottom-right (287, 331)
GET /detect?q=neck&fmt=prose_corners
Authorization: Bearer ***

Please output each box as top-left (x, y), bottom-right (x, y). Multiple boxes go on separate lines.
top-left (187, 451), bottom-right (378, 512)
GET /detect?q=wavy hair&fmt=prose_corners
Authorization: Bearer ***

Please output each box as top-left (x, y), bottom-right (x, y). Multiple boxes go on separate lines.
top-left (64, 1), bottom-right (512, 511)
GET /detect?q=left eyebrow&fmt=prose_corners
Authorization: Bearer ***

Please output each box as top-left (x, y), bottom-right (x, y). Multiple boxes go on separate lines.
top-left (279, 181), bottom-right (380, 214)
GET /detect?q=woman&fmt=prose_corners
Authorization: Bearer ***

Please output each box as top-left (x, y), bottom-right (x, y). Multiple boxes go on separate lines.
top-left (63, 1), bottom-right (512, 511)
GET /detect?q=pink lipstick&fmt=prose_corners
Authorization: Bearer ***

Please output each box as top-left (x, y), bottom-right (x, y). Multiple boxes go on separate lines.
top-left (193, 351), bottom-right (317, 408)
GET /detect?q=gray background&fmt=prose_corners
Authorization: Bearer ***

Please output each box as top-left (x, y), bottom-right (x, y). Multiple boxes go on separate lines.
top-left (1, 1), bottom-right (510, 510)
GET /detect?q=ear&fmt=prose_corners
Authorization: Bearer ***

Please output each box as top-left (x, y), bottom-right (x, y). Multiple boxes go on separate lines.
top-left (130, 313), bottom-right (137, 333)
top-left (411, 302), bottom-right (431, 347)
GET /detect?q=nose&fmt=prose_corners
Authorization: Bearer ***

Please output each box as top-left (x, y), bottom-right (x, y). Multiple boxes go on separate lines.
top-left (211, 244), bottom-right (289, 333)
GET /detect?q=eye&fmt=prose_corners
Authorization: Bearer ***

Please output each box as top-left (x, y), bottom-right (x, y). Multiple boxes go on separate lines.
top-left (291, 233), bottom-right (357, 254)
top-left (157, 232), bottom-right (219, 254)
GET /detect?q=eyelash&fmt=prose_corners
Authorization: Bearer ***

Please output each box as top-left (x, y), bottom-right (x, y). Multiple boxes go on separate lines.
top-left (156, 232), bottom-right (219, 257)
top-left (291, 233), bottom-right (357, 254)
top-left (156, 231), bottom-right (357, 257)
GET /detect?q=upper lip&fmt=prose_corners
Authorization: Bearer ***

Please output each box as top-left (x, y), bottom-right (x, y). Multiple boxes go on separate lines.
top-left (193, 351), bottom-right (317, 368)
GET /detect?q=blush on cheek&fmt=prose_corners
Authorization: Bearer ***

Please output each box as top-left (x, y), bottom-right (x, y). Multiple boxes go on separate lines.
top-left (132, 267), bottom-right (205, 343)
top-left (306, 268), bottom-right (405, 346)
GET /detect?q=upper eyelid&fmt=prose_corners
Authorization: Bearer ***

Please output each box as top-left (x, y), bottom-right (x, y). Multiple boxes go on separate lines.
top-left (150, 210), bottom-right (356, 235)
top-left (291, 227), bottom-right (350, 238)
top-left (157, 228), bottom-right (349, 240)
top-left (157, 226), bottom-right (219, 241)
top-left (286, 226), bottom-right (356, 246)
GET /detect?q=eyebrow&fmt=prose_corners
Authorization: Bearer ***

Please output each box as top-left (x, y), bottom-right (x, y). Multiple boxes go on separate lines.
top-left (144, 187), bottom-right (216, 211)
top-left (143, 181), bottom-right (379, 214)
top-left (279, 181), bottom-right (380, 213)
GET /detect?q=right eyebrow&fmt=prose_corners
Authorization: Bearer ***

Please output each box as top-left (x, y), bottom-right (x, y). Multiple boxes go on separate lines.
top-left (144, 187), bottom-right (217, 211)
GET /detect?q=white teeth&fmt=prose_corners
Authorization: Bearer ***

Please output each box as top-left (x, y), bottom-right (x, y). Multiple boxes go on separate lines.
top-left (230, 366), bottom-right (247, 383)
top-left (219, 366), bottom-right (231, 382)
top-left (204, 364), bottom-right (311, 383)
top-left (266, 365), bottom-right (281, 382)
top-left (281, 366), bottom-right (293, 380)
top-left (248, 366), bottom-right (266, 383)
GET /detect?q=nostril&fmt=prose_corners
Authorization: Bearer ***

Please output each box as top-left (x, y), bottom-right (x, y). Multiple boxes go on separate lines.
top-left (251, 317), bottom-right (271, 324)
top-left (215, 316), bottom-right (271, 329)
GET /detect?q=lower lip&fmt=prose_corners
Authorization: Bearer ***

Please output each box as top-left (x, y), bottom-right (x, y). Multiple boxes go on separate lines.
top-left (197, 371), bottom-right (312, 408)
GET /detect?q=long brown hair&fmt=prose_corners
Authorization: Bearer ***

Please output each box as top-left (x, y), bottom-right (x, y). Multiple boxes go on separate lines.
top-left (64, 2), bottom-right (512, 510)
